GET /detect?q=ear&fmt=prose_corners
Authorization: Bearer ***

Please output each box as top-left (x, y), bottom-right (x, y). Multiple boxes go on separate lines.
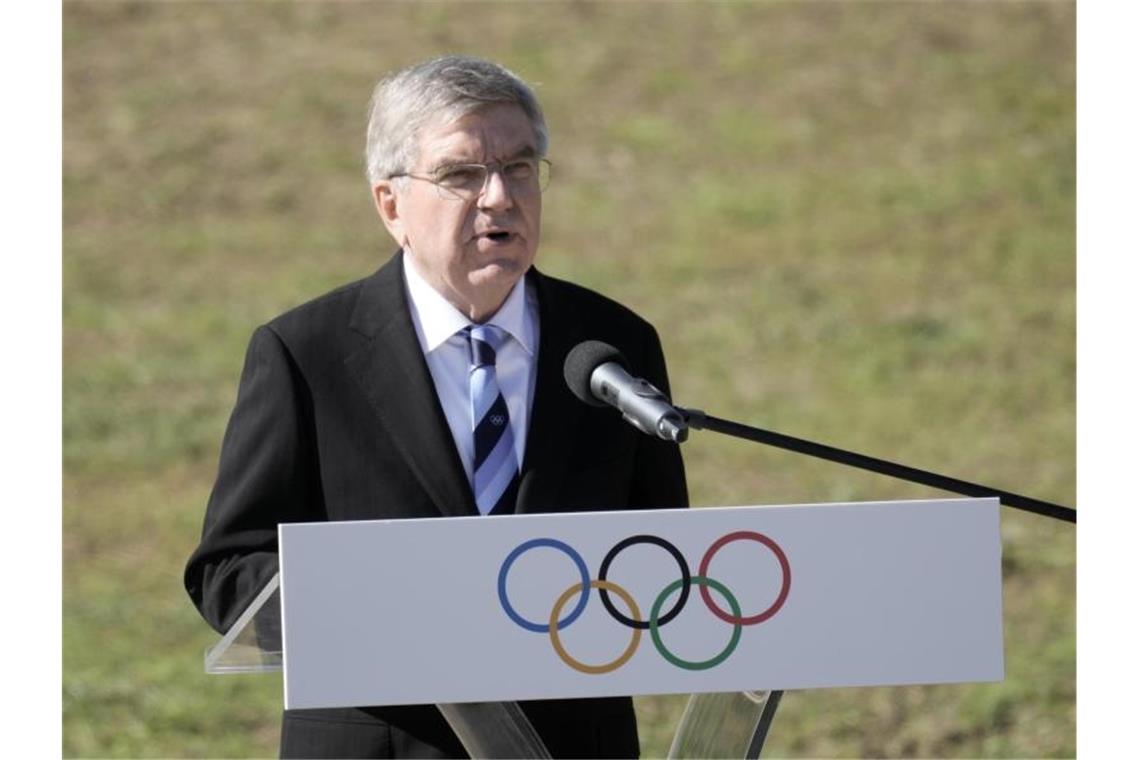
top-left (372, 181), bottom-right (406, 246)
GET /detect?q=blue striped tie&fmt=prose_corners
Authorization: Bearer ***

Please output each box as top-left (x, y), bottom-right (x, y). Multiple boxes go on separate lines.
top-left (465, 325), bottom-right (518, 515)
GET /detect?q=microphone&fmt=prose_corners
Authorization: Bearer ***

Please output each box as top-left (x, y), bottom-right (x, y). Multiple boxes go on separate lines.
top-left (563, 340), bottom-right (688, 443)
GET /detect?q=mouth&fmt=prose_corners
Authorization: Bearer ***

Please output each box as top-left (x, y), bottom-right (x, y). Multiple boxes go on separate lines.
top-left (476, 230), bottom-right (516, 245)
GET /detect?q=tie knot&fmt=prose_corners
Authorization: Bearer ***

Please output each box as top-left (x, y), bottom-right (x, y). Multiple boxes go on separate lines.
top-left (466, 324), bottom-right (509, 367)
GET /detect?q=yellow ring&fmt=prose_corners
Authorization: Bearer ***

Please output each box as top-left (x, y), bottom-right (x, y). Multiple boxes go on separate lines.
top-left (548, 580), bottom-right (642, 675)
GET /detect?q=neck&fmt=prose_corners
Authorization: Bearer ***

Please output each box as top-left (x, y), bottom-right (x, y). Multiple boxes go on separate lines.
top-left (465, 296), bottom-right (508, 324)
top-left (402, 250), bottom-right (515, 324)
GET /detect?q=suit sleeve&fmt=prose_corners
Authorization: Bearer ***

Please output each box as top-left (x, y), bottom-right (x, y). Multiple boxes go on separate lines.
top-left (630, 325), bottom-right (689, 510)
top-left (184, 325), bottom-right (325, 633)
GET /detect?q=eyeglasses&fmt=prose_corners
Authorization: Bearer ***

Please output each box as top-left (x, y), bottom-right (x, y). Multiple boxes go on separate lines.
top-left (389, 158), bottom-right (551, 201)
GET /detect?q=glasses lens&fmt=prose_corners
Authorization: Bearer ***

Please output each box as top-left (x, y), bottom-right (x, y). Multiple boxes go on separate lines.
top-left (431, 160), bottom-right (551, 200)
top-left (435, 165), bottom-right (487, 199)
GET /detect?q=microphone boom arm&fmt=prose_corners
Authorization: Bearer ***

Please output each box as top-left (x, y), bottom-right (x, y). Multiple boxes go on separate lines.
top-left (679, 407), bottom-right (1076, 524)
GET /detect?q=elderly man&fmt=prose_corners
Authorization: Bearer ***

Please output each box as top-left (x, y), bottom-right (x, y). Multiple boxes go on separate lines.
top-left (185, 55), bottom-right (688, 759)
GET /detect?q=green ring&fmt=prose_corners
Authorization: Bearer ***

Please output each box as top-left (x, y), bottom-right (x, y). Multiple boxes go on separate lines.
top-left (649, 576), bottom-right (743, 670)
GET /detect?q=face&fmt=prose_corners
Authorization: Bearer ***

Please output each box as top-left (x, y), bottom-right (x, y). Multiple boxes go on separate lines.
top-left (373, 103), bottom-right (542, 321)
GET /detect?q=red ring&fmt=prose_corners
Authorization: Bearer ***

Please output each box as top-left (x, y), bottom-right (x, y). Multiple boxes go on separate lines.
top-left (698, 531), bottom-right (790, 625)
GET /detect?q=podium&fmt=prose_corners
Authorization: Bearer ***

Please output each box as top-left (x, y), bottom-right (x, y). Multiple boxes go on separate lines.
top-left (205, 498), bottom-right (1003, 758)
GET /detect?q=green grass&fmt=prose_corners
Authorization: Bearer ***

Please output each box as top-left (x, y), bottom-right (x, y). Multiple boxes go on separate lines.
top-left (64, 1), bottom-right (1074, 757)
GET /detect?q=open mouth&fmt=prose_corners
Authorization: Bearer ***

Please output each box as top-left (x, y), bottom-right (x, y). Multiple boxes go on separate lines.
top-left (482, 231), bottom-right (513, 243)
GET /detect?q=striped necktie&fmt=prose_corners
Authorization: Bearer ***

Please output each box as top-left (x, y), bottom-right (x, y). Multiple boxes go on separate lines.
top-left (465, 325), bottom-right (518, 515)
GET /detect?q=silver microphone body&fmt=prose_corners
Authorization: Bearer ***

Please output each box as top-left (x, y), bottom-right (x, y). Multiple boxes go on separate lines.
top-left (589, 362), bottom-right (688, 443)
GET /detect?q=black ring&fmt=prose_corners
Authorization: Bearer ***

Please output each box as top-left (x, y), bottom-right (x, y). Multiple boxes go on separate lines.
top-left (598, 534), bottom-right (691, 629)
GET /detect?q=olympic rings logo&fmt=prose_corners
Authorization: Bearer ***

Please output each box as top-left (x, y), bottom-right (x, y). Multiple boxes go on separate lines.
top-left (496, 532), bottom-right (791, 674)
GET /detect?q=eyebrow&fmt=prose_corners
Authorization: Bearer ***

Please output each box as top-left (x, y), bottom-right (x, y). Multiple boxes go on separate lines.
top-left (430, 145), bottom-right (537, 172)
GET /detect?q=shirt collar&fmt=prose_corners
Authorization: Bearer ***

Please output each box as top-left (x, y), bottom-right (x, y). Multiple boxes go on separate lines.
top-left (403, 253), bottom-right (534, 356)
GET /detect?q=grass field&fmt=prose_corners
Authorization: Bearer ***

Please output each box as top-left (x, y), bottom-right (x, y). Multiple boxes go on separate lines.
top-left (64, 2), bottom-right (1075, 757)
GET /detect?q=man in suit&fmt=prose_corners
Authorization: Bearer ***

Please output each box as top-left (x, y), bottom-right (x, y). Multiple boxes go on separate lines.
top-left (185, 55), bottom-right (688, 759)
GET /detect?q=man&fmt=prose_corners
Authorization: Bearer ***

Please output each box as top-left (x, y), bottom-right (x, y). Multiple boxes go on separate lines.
top-left (185, 55), bottom-right (688, 759)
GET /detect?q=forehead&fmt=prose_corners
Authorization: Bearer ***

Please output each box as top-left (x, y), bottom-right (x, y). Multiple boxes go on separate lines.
top-left (416, 103), bottom-right (537, 167)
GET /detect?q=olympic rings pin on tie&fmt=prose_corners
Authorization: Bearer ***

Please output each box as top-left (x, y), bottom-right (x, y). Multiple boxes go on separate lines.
top-left (497, 531), bottom-right (791, 674)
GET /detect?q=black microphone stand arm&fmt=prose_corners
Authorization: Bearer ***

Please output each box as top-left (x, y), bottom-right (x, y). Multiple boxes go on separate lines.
top-left (675, 407), bottom-right (1075, 524)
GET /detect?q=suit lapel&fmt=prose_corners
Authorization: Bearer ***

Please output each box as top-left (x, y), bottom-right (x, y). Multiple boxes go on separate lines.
top-left (517, 269), bottom-right (586, 513)
top-left (343, 253), bottom-right (477, 518)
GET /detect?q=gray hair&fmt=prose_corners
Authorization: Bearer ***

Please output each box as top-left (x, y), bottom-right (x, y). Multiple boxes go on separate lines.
top-left (364, 55), bottom-right (548, 186)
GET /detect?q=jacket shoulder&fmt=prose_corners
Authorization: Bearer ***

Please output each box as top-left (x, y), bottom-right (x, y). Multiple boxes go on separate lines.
top-left (264, 276), bottom-right (368, 342)
top-left (536, 271), bottom-right (657, 335)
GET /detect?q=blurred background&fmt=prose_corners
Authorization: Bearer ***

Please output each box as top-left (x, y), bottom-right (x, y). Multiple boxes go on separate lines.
top-left (63, 1), bottom-right (1074, 757)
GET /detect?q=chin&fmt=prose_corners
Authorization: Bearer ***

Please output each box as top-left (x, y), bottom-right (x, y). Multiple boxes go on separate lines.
top-left (479, 247), bottom-right (534, 272)
top-left (470, 260), bottom-right (524, 287)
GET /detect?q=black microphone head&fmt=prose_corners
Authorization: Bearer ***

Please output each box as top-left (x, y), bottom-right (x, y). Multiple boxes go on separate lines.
top-left (564, 340), bottom-right (629, 407)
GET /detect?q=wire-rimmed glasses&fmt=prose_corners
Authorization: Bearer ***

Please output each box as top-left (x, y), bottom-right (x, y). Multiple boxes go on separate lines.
top-left (389, 158), bottom-right (551, 201)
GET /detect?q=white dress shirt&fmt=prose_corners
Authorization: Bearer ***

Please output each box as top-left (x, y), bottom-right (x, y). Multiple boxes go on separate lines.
top-left (402, 256), bottom-right (540, 482)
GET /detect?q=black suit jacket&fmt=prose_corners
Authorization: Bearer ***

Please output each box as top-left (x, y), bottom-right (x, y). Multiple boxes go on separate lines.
top-left (185, 252), bottom-right (688, 758)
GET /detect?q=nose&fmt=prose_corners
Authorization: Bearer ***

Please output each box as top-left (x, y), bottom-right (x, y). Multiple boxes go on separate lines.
top-left (477, 166), bottom-right (514, 211)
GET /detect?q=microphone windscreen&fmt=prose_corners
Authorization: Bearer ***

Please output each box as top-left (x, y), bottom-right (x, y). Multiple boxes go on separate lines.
top-left (563, 340), bottom-right (628, 407)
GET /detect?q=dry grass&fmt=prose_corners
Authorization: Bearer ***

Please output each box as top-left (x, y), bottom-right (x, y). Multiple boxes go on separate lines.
top-left (64, 2), bottom-right (1074, 757)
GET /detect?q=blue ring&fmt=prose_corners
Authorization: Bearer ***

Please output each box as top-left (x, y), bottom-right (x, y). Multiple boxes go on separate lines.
top-left (498, 538), bottom-right (590, 632)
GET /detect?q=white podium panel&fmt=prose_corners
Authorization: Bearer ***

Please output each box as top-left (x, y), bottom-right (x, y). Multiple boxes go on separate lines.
top-left (279, 498), bottom-right (1003, 709)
